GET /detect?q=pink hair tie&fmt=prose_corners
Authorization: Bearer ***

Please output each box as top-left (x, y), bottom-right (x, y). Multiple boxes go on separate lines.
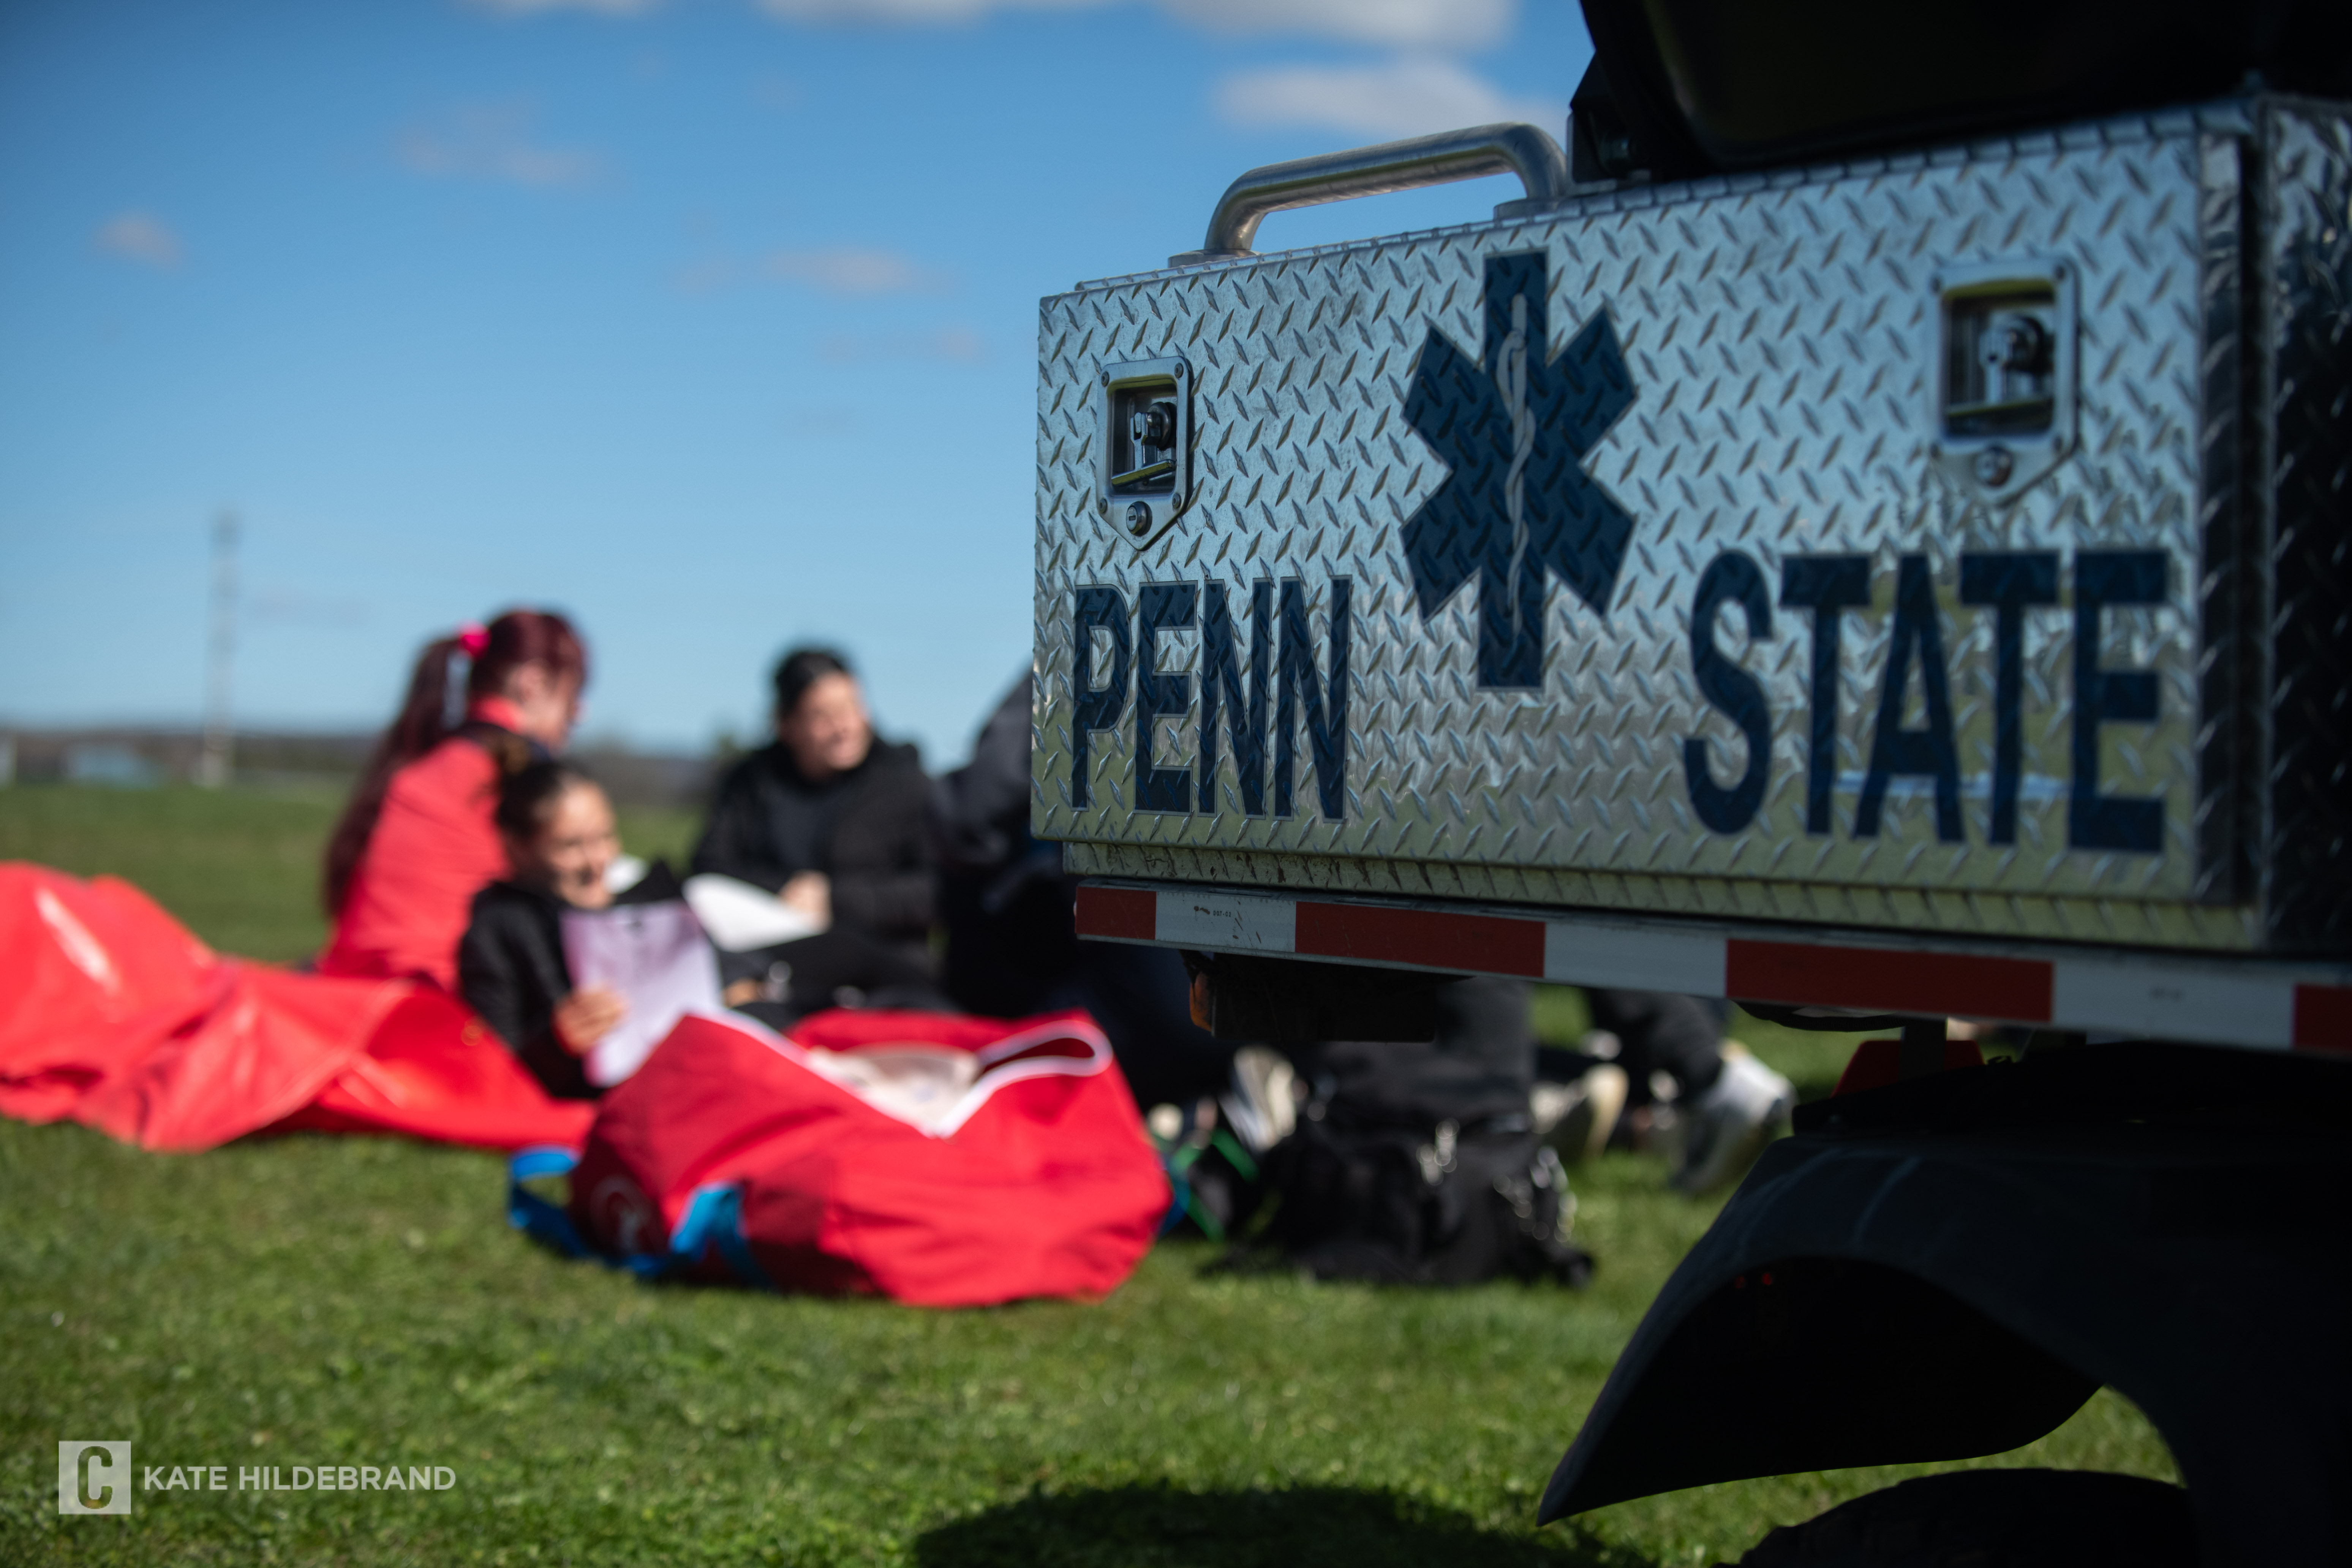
top-left (457, 622), bottom-right (490, 658)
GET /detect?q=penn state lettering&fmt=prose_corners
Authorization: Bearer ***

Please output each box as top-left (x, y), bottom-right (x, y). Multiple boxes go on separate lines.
top-left (1070, 578), bottom-right (1351, 820)
top-left (1687, 548), bottom-right (2168, 853)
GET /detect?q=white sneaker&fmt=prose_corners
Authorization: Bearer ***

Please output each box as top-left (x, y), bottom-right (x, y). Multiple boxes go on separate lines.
top-left (1533, 1064), bottom-right (1628, 1165)
top-left (1670, 1048), bottom-right (1794, 1194)
top-left (1219, 1045), bottom-right (1297, 1155)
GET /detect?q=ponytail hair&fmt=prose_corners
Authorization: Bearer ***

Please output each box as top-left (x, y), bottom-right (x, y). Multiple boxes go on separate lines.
top-left (323, 608), bottom-right (587, 914)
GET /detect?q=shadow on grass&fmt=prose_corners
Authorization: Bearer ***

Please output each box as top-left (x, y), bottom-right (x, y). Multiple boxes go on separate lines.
top-left (913, 1483), bottom-right (1657, 1568)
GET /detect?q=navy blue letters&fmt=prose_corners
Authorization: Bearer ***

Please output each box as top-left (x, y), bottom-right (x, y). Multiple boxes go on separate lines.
top-left (1135, 583), bottom-right (1197, 813)
top-left (2070, 551), bottom-right (2167, 853)
top-left (1855, 555), bottom-right (1962, 842)
top-left (1200, 581), bottom-right (1271, 816)
top-left (1958, 552), bottom-right (2061, 844)
top-left (1684, 551), bottom-right (1774, 833)
top-left (1069, 578), bottom-right (1348, 820)
top-left (1071, 586), bottom-right (1131, 809)
top-left (1081, 551), bottom-right (2168, 855)
top-left (1277, 579), bottom-right (1352, 821)
top-left (1778, 555), bottom-right (1873, 835)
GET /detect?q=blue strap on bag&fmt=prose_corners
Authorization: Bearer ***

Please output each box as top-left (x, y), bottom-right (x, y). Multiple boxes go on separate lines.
top-left (507, 1146), bottom-right (593, 1258)
top-left (505, 1146), bottom-right (772, 1288)
top-left (667, 1184), bottom-right (776, 1290)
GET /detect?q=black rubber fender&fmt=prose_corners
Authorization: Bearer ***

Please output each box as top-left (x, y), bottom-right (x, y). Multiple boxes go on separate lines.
top-left (1539, 1046), bottom-right (2352, 1568)
top-left (1727, 1468), bottom-right (2196, 1568)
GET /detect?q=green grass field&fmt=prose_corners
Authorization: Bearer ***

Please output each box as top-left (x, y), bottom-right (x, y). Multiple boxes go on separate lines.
top-left (0, 785), bottom-right (2177, 1566)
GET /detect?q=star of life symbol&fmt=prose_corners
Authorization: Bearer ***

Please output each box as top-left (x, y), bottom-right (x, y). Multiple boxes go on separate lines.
top-left (1400, 251), bottom-right (1638, 688)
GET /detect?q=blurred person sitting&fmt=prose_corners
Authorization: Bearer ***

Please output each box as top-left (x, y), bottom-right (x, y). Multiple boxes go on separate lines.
top-left (1257, 974), bottom-right (1589, 1284)
top-left (931, 675), bottom-right (1235, 1113)
top-left (691, 647), bottom-right (940, 1021)
top-left (319, 609), bottom-right (586, 991)
top-left (458, 761), bottom-right (683, 1100)
top-left (1543, 988), bottom-right (1794, 1194)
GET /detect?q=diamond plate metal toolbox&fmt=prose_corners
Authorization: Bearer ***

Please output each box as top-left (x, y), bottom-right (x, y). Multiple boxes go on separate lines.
top-left (1033, 96), bottom-right (2352, 960)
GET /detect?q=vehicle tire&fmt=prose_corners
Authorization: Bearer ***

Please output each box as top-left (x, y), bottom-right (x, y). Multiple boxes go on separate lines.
top-left (1728, 1467), bottom-right (2195, 1567)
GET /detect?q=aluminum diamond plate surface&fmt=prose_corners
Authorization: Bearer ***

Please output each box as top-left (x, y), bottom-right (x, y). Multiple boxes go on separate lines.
top-left (2262, 101), bottom-right (2352, 950)
top-left (1032, 101), bottom-right (2344, 955)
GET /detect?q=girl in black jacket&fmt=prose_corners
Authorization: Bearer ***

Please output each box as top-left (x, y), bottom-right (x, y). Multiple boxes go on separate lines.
top-left (458, 760), bottom-right (679, 1099)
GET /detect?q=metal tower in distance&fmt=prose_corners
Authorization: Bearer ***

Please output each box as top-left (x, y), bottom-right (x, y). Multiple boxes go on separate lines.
top-left (194, 512), bottom-right (238, 788)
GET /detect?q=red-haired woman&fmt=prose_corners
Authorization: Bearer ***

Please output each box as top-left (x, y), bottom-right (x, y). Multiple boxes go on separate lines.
top-left (318, 610), bottom-right (587, 991)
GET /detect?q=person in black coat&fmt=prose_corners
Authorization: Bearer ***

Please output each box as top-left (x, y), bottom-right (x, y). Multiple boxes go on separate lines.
top-left (458, 760), bottom-right (680, 1099)
top-left (930, 675), bottom-right (1234, 1110)
top-left (692, 647), bottom-right (941, 1020)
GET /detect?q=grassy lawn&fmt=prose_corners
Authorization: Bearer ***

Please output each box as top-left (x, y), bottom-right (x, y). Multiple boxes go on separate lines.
top-left (0, 785), bottom-right (2177, 1566)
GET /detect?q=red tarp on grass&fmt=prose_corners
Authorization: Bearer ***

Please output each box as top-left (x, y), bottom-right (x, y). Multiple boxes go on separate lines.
top-left (0, 863), bottom-right (594, 1153)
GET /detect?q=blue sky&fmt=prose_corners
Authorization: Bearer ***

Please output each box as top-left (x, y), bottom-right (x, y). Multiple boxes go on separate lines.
top-left (0, 0), bottom-right (1592, 766)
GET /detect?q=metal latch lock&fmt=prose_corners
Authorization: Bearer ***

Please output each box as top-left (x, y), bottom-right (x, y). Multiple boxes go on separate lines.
top-left (1099, 356), bottom-right (1192, 547)
top-left (1928, 257), bottom-right (2077, 503)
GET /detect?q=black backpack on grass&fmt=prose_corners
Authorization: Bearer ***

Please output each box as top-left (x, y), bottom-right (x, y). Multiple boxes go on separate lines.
top-left (1249, 980), bottom-right (1594, 1288)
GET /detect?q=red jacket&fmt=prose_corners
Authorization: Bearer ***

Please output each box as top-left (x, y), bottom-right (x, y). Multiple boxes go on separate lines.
top-left (319, 710), bottom-right (520, 991)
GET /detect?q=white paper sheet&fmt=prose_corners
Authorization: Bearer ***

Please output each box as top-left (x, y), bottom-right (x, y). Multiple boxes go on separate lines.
top-left (798, 1046), bottom-right (978, 1134)
top-left (559, 900), bottom-right (725, 1087)
top-left (681, 873), bottom-right (828, 952)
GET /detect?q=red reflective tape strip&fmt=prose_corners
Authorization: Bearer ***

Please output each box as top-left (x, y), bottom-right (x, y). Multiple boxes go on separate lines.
top-left (2292, 985), bottom-right (2352, 1051)
top-left (1295, 902), bottom-right (1545, 977)
top-left (1726, 939), bottom-right (2053, 1021)
top-left (1072, 885), bottom-right (1157, 942)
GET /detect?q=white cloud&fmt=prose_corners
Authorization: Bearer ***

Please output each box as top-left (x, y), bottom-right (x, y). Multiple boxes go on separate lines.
top-left (397, 104), bottom-right (602, 189)
top-left (1216, 56), bottom-right (1565, 141)
top-left (754, 0), bottom-right (1108, 22)
top-left (95, 212), bottom-right (182, 268)
top-left (465, 0), bottom-right (665, 15)
top-left (1160, 0), bottom-right (1511, 51)
top-left (750, 0), bottom-right (1511, 44)
top-left (765, 247), bottom-right (952, 295)
top-left (818, 328), bottom-right (986, 363)
top-left (671, 245), bottom-right (952, 296)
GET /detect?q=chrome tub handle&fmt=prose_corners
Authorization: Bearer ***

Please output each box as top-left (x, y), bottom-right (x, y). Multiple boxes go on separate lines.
top-left (1169, 122), bottom-right (1570, 268)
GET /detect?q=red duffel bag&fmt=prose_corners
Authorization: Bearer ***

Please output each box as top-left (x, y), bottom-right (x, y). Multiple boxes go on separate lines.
top-left (509, 1008), bottom-right (1170, 1307)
